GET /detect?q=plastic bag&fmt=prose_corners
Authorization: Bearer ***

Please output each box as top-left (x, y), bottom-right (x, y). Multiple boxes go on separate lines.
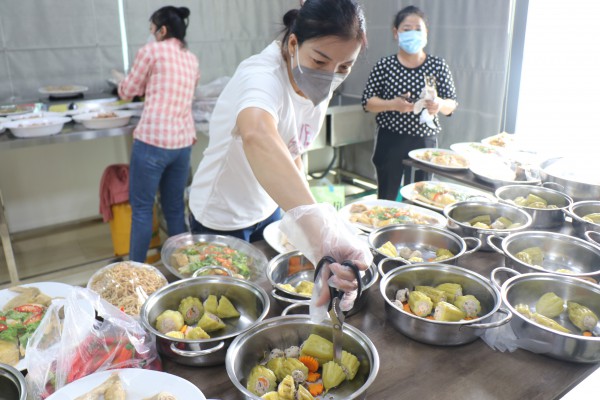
top-left (25, 287), bottom-right (160, 399)
top-left (279, 203), bottom-right (372, 321)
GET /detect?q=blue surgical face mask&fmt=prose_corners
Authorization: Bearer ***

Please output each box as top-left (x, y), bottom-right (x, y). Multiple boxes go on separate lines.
top-left (291, 45), bottom-right (347, 106)
top-left (398, 30), bottom-right (427, 54)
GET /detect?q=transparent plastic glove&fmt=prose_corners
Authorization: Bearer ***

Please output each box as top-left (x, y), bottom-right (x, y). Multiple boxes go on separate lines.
top-left (279, 203), bottom-right (372, 322)
top-left (111, 69), bottom-right (126, 84)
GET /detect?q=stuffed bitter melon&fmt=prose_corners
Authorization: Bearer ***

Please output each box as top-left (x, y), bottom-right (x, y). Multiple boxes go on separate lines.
top-left (300, 334), bottom-right (333, 365)
top-left (453, 294), bottom-right (481, 318)
top-left (435, 283), bottom-right (463, 303)
top-left (414, 285), bottom-right (448, 306)
top-left (535, 292), bottom-right (564, 318)
top-left (433, 301), bottom-right (466, 322)
top-left (322, 361), bottom-right (346, 392)
top-left (408, 290), bottom-right (434, 317)
top-left (567, 301), bottom-right (598, 332)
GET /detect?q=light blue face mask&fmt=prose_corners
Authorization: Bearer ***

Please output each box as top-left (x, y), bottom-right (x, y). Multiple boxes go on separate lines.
top-left (398, 30), bottom-right (427, 54)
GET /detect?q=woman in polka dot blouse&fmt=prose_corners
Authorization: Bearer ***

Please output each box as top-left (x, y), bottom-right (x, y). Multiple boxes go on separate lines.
top-left (362, 5), bottom-right (457, 200)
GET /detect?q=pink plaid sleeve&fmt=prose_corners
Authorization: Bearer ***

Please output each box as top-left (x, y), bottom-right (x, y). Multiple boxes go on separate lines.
top-left (119, 46), bottom-right (153, 100)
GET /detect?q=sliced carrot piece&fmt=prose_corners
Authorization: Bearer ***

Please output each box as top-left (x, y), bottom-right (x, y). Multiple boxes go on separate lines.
top-left (299, 355), bottom-right (319, 373)
top-left (402, 303), bottom-right (414, 314)
top-left (583, 331), bottom-right (593, 337)
top-left (308, 382), bottom-right (324, 396)
top-left (306, 371), bottom-right (321, 382)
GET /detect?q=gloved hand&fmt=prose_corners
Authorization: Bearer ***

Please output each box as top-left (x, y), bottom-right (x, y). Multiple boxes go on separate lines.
top-left (111, 69), bottom-right (126, 84)
top-left (279, 203), bottom-right (372, 321)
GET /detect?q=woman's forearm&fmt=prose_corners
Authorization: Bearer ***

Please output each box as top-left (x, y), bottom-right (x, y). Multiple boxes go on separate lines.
top-left (238, 107), bottom-right (315, 211)
top-left (365, 96), bottom-right (412, 114)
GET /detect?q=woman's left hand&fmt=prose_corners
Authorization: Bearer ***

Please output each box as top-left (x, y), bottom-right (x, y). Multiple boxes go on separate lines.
top-left (425, 97), bottom-right (441, 115)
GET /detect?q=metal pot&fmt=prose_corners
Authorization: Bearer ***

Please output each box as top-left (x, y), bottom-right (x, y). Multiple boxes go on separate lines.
top-left (494, 184), bottom-right (572, 229)
top-left (0, 363), bottom-right (26, 400)
top-left (160, 233), bottom-right (269, 280)
top-left (585, 231), bottom-right (600, 248)
top-left (379, 263), bottom-right (511, 346)
top-left (265, 250), bottom-right (378, 317)
top-left (487, 230), bottom-right (600, 284)
top-left (140, 276), bottom-right (270, 366)
top-left (444, 200), bottom-right (533, 251)
top-left (497, 269), bottom-right (600, 363)
top-left (564, 200), bottom-right (600, 239)
top-left (368, 224), bottom-right (481, 267)
top-left (225, 315), bottom-right (380, 399)
top-left (539, 157), bottom-right (600, 201)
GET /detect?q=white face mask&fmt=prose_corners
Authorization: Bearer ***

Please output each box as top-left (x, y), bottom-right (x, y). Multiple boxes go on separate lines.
top-left (291, 45), bottom-right (348, 106)
top-left (147, 33), bottom-right (156, 44)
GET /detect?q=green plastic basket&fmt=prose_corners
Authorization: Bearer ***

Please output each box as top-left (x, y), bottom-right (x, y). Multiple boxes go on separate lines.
top-left (310, 184), bottom-right (346, 210)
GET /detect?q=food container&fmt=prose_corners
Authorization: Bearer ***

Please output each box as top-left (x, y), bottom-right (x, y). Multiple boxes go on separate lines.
top-left (494, 184), bottom-right (572, 229)
top-left (564, 200), bottom-right (600, 238)
top-left (140, 276), bottom-right (270, 366)
top-left (3, 116), bottom-right (71, 138)
top-left (265, 250), bottom-right (378, 317)
top-left (497, 270), bottom-right (600, 363)
top-left (444, 200), bottom-right (533, 251)
top-left (368, 224), bottom-right (481, 267)
top-left (539, 157), bottom-right (600, 201)
top-left (87, 261), bottom-right (168, 317)
top-left (225, 315), bottom-right (380, 399)
top-left (585, 231), bottom-right (600, 248)
top-left (161, 233), bottom-right (269, 281)
top-left (0, 363), bottom-right (26, 400)
top-left (487, 230), bottom-right (600, 283)
top-left (379, 263), bottom-right (511, 346)
top-left (72, 110), bottom-right (133, 129)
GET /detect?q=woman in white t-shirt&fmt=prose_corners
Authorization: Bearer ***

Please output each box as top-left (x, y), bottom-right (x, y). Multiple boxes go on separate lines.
top-left (188, 0), bottom-right (372, 311)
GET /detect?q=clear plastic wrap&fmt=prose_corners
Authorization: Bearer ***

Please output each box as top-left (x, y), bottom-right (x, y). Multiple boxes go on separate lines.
top-left (25, 287), bottom-right (160, 399)
top-left (279, 203), bottom-right (372, 321)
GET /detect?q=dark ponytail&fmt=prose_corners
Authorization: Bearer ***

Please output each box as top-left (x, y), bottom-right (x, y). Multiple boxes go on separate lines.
top-left (281, 0), bottom-right (367, 56)
top-left (150, 6), bottom-right (190, 46)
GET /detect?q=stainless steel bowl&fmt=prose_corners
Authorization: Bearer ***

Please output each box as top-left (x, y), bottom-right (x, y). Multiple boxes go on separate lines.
top-left (368, 224), bottom-right (481, 267)
top-left (0, 363), bottom-right (26, 400)
top-left (379, 263), bottom-right (511, 346)
top-left (225, 315), bottom-right (380, 399)
top-left (444, 200), bottom-right (533, 251)
top-left (500, 271), bottom-right (600, 363)
top-left (565, 200), bottom-right (600, 239)
top-left (585, 231), bottom-right (600, 248)
top-left (265, 250), bottom-right (378, 316)
top-left (494, 185), bottom-right (572, 229)
top-left (487, 230), bottom-right (600, 283)
top-left (160, 233), bottom-right (269, 280)
top-left (140, 276), bottom-right (270, 366)
top-left (539, 157), bottom-right (600, 201)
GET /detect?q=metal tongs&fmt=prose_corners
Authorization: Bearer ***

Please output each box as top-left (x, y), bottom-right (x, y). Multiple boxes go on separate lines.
top-left (314, 256), bottom-right (362, 365)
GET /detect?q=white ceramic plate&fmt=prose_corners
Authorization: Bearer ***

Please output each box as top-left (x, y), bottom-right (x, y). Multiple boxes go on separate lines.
top-left (481, 132), bottom-right (515, 149)
top-left (73, 110), bottom-right (134, 129)
top-left (124, 101), bottom-right (144, 110)
top-left (38, 85), bottom-right (88, 98)
top-left (450, 142), bottom-right (502, 159)
top-left (8, 111), bottom-right (70, 121)
top-left (470, 159), bottom-right (540, 187)
top-left (263, 220), bottom-right (296, 254)
top-left (339, 198), bottom-right (447, 232)
top-left (46, 368), bottom-right (207, 400)
top-left (0, 117), bottom-right (8, 133)
top-left (400, 180), bottom-right (495, 212)
top-left (408, 148), bottom-right (470, 171)
top-left (0, 282), bottom-right (75, 371)
top-left (0, 104), bottom-right (35, 117)
top-left (4, 117), bottom-right (71, 138)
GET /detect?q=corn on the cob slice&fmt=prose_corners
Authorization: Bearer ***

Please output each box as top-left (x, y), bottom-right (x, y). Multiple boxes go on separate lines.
top-left (567, 301), bottom-right (599, 332)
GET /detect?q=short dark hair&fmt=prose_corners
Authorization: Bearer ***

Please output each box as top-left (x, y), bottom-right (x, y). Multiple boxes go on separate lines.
top-left (393, 5), bottom-right (427, 29)
top-left (150, 6), bottom-right (191, 46)
top-left (281, 0), bottom-right (367, 55)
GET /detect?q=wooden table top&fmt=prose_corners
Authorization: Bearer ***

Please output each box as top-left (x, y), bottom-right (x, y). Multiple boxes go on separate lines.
top-left (156, 241), bottom-right (599, 400)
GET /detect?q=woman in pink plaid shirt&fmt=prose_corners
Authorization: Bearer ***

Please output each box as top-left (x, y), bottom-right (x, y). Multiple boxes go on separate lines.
top-left (118, 6), bottom-right (200, 263)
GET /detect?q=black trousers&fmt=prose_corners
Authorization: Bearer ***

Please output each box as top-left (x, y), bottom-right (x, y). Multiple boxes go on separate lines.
top-left (372, 126), bottom-right (437, 200)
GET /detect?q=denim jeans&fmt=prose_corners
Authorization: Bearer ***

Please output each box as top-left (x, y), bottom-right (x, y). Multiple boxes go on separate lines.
top-left (129, 140), bottom-right (191, 262)
top-left (189, 208), bottom-right (282, 242)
